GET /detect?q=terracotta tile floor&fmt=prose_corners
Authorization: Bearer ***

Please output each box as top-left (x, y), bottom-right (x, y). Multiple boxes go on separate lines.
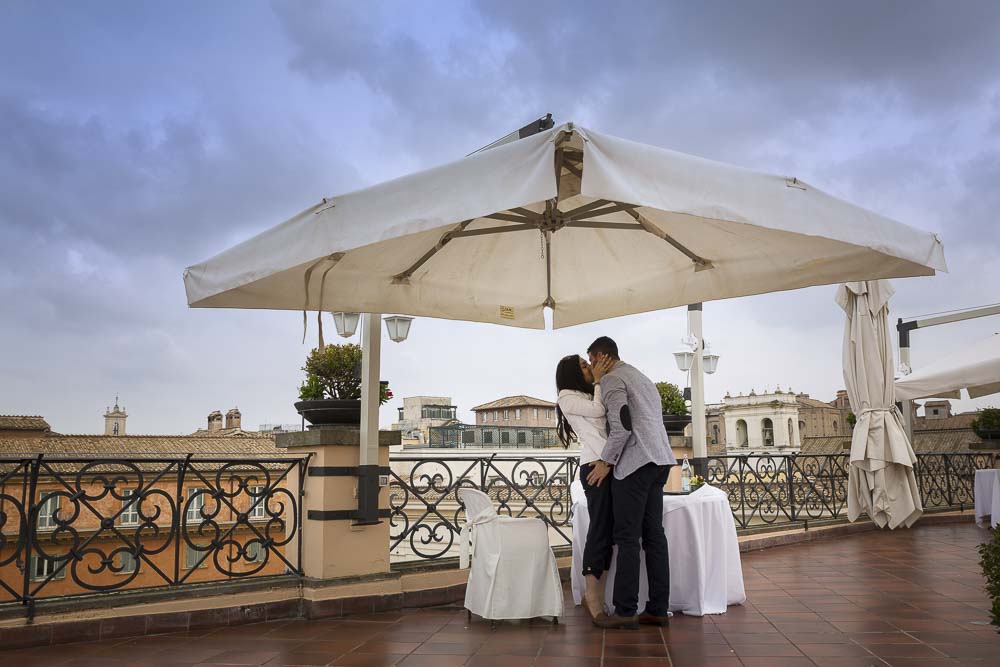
top-left (3, 523), bottom-right (998, 666)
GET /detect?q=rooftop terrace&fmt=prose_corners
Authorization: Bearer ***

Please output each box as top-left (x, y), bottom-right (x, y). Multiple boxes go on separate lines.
top-left (2, 522), bottom-right (996, 666)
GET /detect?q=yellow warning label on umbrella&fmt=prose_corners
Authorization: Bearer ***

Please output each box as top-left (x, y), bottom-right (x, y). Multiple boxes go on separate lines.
top-left (499, 306), bottom-right (515, 320)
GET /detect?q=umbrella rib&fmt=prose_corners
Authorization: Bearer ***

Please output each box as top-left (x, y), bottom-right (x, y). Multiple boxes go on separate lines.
top-left (391, 219), bottom-right (474, 285)
top-left (451, 223), bottom-right (537, 238)
top-left (559, 199), bottom-right (613, 219)
top-left (484, 212), bottom-right (539, 224)
top-left (562, 161), bottom-right (582, 179)
top-left (567, 202), bottom-right (635, 220)
top-left (508, 207), bottom-right (543, 220)
top-left (564, 220), bottom-right (644, 230)
top-left (619, 204), bottom-right (715, 271)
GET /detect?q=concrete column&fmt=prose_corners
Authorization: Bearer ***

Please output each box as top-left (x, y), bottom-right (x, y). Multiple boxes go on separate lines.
top-left (353, 313), bottom-right (385, 524)
top-left (280, 426), bottom-right (399, 581)
top-left (688, 304), bottom-right (707, 476)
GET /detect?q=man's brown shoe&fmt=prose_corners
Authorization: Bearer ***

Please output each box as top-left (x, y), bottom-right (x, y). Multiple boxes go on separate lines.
top-left (638, 612), bottom-right (670, 627)
top-left (592, 612), bottom-right (639, 629)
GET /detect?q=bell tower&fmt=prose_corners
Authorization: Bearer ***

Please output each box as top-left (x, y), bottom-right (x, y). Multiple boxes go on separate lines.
top-left (104, 396), bottom-right (127, 436)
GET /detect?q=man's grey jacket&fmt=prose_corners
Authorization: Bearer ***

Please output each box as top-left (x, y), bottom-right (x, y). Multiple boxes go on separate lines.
top-left (599, 361), bottom-right (677, 480)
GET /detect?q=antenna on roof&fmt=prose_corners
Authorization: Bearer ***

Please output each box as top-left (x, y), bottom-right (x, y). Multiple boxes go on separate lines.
top-left (467, 114), bottom-right (555, 156)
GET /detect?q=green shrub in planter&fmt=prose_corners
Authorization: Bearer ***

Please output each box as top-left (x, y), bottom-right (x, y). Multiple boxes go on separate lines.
top-left (656, 381), bottom-right (687, 416)
top-left (979, 526), bottom-right (1000, 629)
top-left (972, 408), bottom-right (1000, 438)
top-left (299, 344), bottom-right (392, 405)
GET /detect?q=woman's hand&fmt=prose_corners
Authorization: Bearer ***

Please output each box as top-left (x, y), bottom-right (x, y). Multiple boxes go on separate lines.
top-left (586, 460), bottom-right (612, 487)
top-left (590, 354), bottom-right (615, 383)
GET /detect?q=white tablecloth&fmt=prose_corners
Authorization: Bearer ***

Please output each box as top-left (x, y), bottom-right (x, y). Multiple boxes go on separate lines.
top-left (570, 481), bottom-right (746, 616)
top-left (974, 469), bottom-right (1000, 528)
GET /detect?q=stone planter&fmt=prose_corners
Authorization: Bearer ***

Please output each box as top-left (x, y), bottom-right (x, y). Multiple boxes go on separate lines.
top-left (662, 412), bottom-right (692, 435)
top-left (294, 399), bottom-right (362, 426)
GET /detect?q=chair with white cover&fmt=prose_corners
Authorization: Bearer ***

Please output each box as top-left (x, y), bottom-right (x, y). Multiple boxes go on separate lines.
top-left (458, 487), bottom-right (563, 623)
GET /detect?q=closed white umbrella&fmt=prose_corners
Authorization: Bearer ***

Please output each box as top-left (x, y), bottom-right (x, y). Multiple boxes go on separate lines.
top-left (184, 123), bottom-right (946, 328)
top-left (896, 332), bottom-right (1000, 401)
top-left (837, 280), bottom-right (922, 529)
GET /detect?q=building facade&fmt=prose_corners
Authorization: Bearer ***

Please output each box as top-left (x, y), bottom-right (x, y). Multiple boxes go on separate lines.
top-left (391, 396), bottom-right (459, 446)
top-left (796, 391), bottom-right (851, 438)
top-left (718, 390), bottom-right (802, 453)
top-left (472, 395), bottom-right (558, 428)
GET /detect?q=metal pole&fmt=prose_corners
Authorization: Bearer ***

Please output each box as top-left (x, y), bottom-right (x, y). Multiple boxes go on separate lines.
top-left (898, 319), bottom-right (915, 445)
top-left (357, 313), bottom-right (382, 524)
top-left (688, 303), bottom-right (708, 477)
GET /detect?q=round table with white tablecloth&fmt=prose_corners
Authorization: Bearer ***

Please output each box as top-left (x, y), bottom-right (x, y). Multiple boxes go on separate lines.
top-left (975, 469), bottom-right (1000, 529)
top-left (570, 481), bottom-right (746, 616)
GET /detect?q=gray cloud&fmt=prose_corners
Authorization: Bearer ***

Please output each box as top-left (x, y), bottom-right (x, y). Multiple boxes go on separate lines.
top-left (2, 1), bottom-right (999, 434)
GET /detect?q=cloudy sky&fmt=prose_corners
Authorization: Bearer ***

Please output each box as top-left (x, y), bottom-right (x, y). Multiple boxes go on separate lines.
top-left (2, 1), bottom-right (999, 435)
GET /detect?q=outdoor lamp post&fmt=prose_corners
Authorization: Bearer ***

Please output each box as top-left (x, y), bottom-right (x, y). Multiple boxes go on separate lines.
top-left (357, 314), bottom-right (415, 524)
top-left (383, 315), bottom-right (414, 343)
top-left (332, 312), bottom-right (361, 338)
top-left (675, 304), bottom-right (710, 477)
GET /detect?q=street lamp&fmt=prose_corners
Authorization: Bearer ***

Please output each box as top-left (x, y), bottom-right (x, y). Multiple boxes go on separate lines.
top-left (332, 312), bottom-right (361, 338)
top-left (383, 315), bottom-right (414, 343)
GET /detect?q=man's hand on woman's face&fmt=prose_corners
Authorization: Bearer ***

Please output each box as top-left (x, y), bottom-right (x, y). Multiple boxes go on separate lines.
top-left (590, 354), bottom-right (615, 383)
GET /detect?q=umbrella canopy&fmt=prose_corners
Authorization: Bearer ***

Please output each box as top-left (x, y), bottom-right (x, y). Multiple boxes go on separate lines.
top-left (837, 280), bottom-right (922, 529)
top-left (895, 332), bottom-right (1000, 401)
top-left (184, 123), bottom-right (946, 329)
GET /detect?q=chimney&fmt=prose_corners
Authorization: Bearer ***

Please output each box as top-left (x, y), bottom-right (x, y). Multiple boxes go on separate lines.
top-left (207, 410), bottom-right (223, 433)
top-left (225, 407), bottom-right (242, 430)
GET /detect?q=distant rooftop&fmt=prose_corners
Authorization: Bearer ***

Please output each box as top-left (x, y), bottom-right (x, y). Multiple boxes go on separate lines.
top-left (0, 415), bottom-right (51, 431)
top-left (0, 432), bottom-right (279, 457)
top-left (471, 395), bottom-right (556, 411)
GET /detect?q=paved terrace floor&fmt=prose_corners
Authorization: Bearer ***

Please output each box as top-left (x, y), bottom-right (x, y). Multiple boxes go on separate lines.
top-left (2, 523), bottom-right (997, 666)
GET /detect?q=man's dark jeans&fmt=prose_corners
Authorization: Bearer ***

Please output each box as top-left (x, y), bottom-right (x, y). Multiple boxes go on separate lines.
top-left (579, 462), bottom-right (614, 578)
top-left (611, 462), bottom-right (672, 617)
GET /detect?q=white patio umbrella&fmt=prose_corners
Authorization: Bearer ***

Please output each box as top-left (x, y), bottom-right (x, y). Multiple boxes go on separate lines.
top-left (896, 332), bottom-right (1000, 401)
top-left (837, 280), bottom-right (922, 529)
top-left (184, 123), bottom-right (946, 329)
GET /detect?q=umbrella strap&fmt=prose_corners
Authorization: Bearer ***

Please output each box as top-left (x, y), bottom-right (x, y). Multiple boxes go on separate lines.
top-left (315, 264), bottom-right (337, 350)
top-left (860, 407), bottom-right (901, 416)
top-left (301, 254), bottom-right (344, 346)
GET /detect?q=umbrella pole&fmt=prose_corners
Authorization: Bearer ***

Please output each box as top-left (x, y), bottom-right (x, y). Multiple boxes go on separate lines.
top-left (357, 312), bottom-right (382, 525)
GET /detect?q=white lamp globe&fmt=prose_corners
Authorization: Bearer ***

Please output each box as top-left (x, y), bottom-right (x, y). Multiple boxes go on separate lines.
top-left (332, 312), bottom-right (361, 338)
top-left (703, 344), bottom-right (720, 375)
top-left (384, 315), bottom-right (414, 343)
top-left (673, 348), bottom-right (695, 373)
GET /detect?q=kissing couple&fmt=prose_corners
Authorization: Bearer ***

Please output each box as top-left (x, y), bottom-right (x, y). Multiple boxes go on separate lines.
top-left (555, 336), bottom-right (676, 629)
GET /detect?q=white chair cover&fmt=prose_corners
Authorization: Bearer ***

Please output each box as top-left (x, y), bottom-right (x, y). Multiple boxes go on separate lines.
top-left (458, 488), bottom-right (564, 620)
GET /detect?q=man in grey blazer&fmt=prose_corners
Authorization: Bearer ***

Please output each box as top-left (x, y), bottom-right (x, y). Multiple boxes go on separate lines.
top-left (586, 336), bottom-right (676, 629)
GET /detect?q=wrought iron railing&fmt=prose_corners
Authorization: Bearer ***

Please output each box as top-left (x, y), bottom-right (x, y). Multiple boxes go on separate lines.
top-left (706, 452), bottom-right (996, 529)
top-left (388, 452), bottom-right (996, 560)
top-left (0, 454), bottom-right (308, 612)
top-left (388, 455), bottom-right (577, 560)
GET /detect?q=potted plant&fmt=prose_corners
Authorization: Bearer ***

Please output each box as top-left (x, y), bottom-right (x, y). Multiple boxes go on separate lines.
top-left (294, 344), bottom-right (392, 425)
top-left (978, 521), bottom-right (1000, 630)
top-left (972, 408), bottom-right (1000, 441)
top-left (657, 381), bottom-right (691, 434)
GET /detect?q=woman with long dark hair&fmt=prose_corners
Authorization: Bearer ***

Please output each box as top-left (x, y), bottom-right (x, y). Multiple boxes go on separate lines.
top-left (556, 353), bottom-right (614, 617)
